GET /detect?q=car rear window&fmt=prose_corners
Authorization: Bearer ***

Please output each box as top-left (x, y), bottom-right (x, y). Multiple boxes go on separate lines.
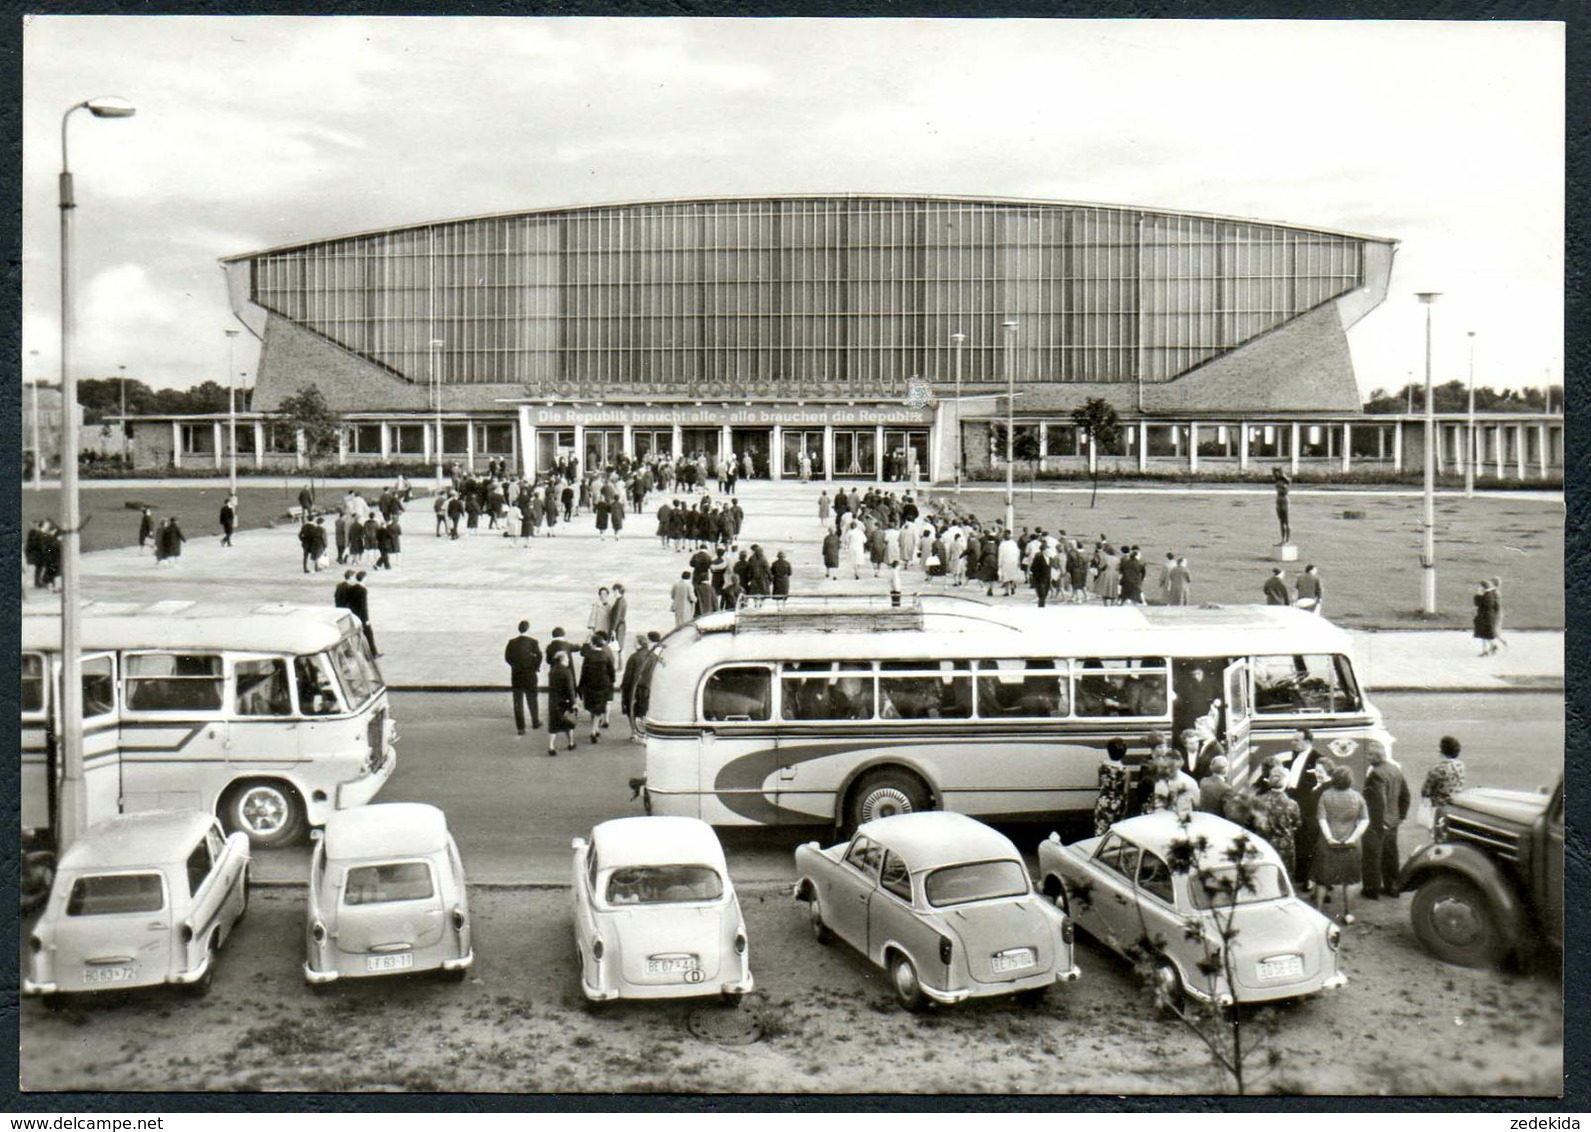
top-left (1188, 864), bottom-right (1292, 910)
top-left (343, 862), bottom-right (434, 905)
top-left (67, 873), bottom-right (165, 916)
top-left (604, 865), bottom-right (724, 905)
top-left (924, 860), bottom-right (1029, 908)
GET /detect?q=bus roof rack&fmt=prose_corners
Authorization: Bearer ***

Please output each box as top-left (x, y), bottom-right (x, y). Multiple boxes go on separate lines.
top-left (728, 593), bottom-right (925, 633)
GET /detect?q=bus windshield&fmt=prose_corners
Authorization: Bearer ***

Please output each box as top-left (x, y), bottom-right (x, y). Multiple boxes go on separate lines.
top-left (328, 635), bottom-right (381, 709)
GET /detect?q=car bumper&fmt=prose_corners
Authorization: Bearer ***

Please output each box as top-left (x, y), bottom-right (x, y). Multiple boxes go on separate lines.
top-left (21, 978), bottom-right (57, 996)
top-left (167, 953), bottom-right (212, 985)
top-left (303, 962), bottom-right (340, 986)
top-left (925, 965), bottom-right (1078, 1005)
top-left (581, 973), bottom-right (754, 1002)
top-left (441, 950), bottom-right (474, 972)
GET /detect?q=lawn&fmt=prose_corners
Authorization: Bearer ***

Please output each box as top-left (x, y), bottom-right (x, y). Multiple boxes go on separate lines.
top-left (946, 486), bottom-right (1562, 631)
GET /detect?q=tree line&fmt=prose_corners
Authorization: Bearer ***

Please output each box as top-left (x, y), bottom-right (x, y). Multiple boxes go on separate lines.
top-left (60, 377), bottom-right (253, 423)
top-left (1362, 381), bottom-right (1561, 414)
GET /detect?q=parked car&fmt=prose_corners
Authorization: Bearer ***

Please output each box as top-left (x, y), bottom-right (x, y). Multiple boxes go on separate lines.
top-left (571, 816), bottom-right (753, 1003)
top-left (303, 803), bottom-right (473, 986)
top-left (23, 811), bottom-right (250, 1003)
top-left (1399, 776), bottom-right (1563, 968)
top-left (794, 811), bottom-right (1079, 1011)
top-left (1038, 811), bottom-right (1346, 1008)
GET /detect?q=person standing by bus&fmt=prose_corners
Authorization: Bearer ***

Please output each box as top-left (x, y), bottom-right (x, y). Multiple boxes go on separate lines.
top-left (347, 571), bottom-right (378, 657)
top-left (1093, 738), bottom-right (1132, 835)
top-left (504, 621), bottom-right (543, 736)
top-left (1360, 743), bottom-right (1410, 900)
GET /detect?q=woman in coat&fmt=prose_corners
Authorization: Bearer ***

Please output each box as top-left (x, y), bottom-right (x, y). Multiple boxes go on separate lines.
top-left (547, 652), bottom-right (579, 756)
top-left (979, 534), bottom-right (1001, 595)
top-left (577, 631), bottom-right (617, 743)
top-left (996, 533), bottom-right (1022, 597)
top-left (771, 551), bottom-right (792, 600)
top-left (1167, 556), bottom-right (1193, 606)
top-left (821, 530), bottom-right (841, 580)
top-left (1473, 580), bottom-right (1499, 655)
top-left (594, 497), bottom-right (612, 539)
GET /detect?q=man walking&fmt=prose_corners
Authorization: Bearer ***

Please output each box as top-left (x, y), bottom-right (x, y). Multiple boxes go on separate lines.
top-left (672, 570), bottom-right (697, 626)
top-left (347, 571), bottom-right (378, 657)
top-left (219, 496), bottom-right (237, 548)
top-left (1295, 564), bottom-right (1325, 614)
top-left (504, 621), bottom-right (543, 736)
top-left (1263, 567), bottom-right (1290, 605)
top-left (333, 569), bottom-right (354, 610)
top-left (1360, 744), bottom-right (1410, 899)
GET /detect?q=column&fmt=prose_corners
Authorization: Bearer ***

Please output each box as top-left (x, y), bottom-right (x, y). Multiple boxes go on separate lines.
top-left (720, 423), bottom-right (732, 467)
top-left (772, 424), bottom-right (785, 479)
top-left (1341, 422), bottom-right (1352, 473)
top-left (670, 423), bottom-right (683, 462)
top-left (254, 421), bottom-right (265, 469)
top-left (1038, 421), bottom-right (1048, 474)
top-left (212, 421), bottom-right (223, 469)
top-left (337, 426), bottom-right (349, 468)
top-left (1539, 421), bottom-right (1550, 479)
top-left (573, 423), bottom-right (586, 468)
top-left (422, 419), bottom-right (433, 465)
top-left (1137, 420), bottom-right (1148, 472)
top-left (1289, 423), bottom-right (1300, 475)
top-left (874, 424), bottom-right (885, 481)
top-left (465, 419), bottom-right (477, 473)
top-left (1377, 425), bottom-right (1386, 462)
top-left (822, 426), bottom-right (835, 482)
top-left (295, 428), bottom-right (307, 470)
top-left (171, 421), bottom-right (182, 469)
top-left (1238, 421), bottom-right (1250, 471)
top-left (1188, 422), bottom-right (1199, 473)
top-left (1515, 424), bottom-right (1527, 480)
top-left (620, 423), bottom-right (633, 462)
top-left (515, 406), bottom-right (534, 477)
top-left (1434, 423), bottom-right (1445, 474)
top-left (1494, 425), bottom-right (1505, 480)
top-left (1391, 421), bottom-right (1403, 472)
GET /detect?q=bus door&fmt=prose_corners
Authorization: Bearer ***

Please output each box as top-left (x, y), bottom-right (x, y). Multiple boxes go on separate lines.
top-left (78, 652), bottom-right (122, 825)
top-left (1222, 660), bottom-right (1253, 785)
top-left (20, 651), bottom-right (51, 837)
top-left (119, 649), bottom-right (230, 813)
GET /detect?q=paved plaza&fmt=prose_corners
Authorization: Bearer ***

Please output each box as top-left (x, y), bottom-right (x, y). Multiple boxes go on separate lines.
top-left (30, 478), bottom-right (1563, 694)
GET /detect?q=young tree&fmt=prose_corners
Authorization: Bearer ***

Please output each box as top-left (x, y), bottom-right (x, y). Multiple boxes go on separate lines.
top-left (1012, 426), bottom-right (1042, 499)
top-left (1069, 398), bottom-right (1120, 508)
top-left (277, 385), bottom-right (341, 492)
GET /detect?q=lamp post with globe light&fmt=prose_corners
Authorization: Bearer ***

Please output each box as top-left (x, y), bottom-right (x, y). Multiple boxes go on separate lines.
top-left (1416, 292), bottom-right (1441, 616)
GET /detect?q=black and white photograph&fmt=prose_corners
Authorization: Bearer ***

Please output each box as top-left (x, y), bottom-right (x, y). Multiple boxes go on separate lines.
top-left (14, 14), bottom-right (1568, 1100)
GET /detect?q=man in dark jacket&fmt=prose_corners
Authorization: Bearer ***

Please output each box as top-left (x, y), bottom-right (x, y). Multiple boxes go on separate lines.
top-left (346, 571), bottom-right (378, 657)
top-left (504, 621), bottom-right (543, 735)
top-left (1263, 567), bottom-right (1290, 605)
top-left (333, 570), bottom-right (354, 609)
top-left (619, 633), bottom-right (650, 733)
top-left (1360, 744), bottom-right (1411, 899)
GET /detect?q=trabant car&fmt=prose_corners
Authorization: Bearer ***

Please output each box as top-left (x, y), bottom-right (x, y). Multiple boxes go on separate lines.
top-left (571, 816), bottom-right (753, 1003)
top-left (1038, 811), bottom-right (1346, 1007)
top-left (794, 811), bottom-right (1080, 1011)
top-left (24, 811), bottom-right (250, 1003)
top-left (304, 803), bottom-right (473, 986)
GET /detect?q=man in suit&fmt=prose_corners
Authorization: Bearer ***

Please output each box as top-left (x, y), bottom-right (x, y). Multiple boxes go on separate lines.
top-left (333, 569), bottom-right (354, 610)
top-left (608, 584), bottom-right (629, 651)
top-left (1263, 567), bottom-right (1290, 605)
top-left (1360, 744), bottom-right (1411, 899)
top-left (1283, 728), bottom-right (1328, 887)
top-left (347, 571), bottom-right (378, 657)
top-left (504, 621), bottom-right (543, 736)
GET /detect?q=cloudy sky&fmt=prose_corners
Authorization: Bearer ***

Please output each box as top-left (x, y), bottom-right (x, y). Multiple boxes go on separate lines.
top-left (21, 16), bottom-right (1563, 396)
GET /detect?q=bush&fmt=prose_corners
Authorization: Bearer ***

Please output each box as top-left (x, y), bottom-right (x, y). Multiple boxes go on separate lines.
top-left (79, 460), bottom-right (441, 481)
top-left (969, 464), bottom-right (1560, 491)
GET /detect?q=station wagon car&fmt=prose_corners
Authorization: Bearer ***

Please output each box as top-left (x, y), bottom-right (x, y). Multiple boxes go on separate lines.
top-left (1038, 811), bottom-right (1346, 1007)
top-left (24, 811), bottom-right (250, 1003)
top-left (571, 816), bottom-right (753, 1003)
top-left (794, 811), bottom-right (1079, 1011)
top-left (304, 803), bottom-right (473, 986)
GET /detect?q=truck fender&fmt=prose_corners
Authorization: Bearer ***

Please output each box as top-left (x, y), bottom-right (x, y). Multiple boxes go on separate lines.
top-left (1397, 840), bottom-right (1528, 954)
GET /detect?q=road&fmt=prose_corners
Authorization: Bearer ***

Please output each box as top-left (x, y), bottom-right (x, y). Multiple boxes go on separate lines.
top-left (250, 689), bottom-right (1564, 885)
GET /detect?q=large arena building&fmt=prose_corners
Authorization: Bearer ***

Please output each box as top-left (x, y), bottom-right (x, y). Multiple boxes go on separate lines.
top-left (123, 194), bottom-right (1561, 481)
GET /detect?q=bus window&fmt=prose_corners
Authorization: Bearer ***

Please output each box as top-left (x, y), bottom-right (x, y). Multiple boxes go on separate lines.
top-left (21, 653), bottom-right (45, 715)
top-left (294, 655), bottom-right (342, 716)
top-left (125, 653), bottom-right (224, 712)
top-left (328, 636), bottom-right (379, 709)
top-left (1075, 658), bottom-right (1168, 718)
top-left (236, 658), bottom-right (293, 717)
top-left (879, 660), bottom-right (972, 720)
top-left (703, 666), bottom-right (771, 721)
top-left (976, 659), bottom-right (1068, 718)
top-left (1252, 654), bottom-right (1362, 715)
top-left (81, 655), bottom-right (115, 718)
top-left (781, 661), bottom-right (873, 721)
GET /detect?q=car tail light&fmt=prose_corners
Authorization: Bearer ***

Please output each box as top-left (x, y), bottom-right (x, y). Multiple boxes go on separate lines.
top-left (1061, 918), bottom-right (1074, 945)
top-left (734, 932), bottom-right (747, 956)
top-left (451, 907), bottom-right (466, 932)
top-left (938, 936), bottom-right (953, 965)
top-left (1327, 924), bottom-right (1341, 951)
top-left (312, 921), bottom-right (326, 944)
top-left (28, 935), bottom-right (43, 954)
top-left (179, 923), bottom-right (194, 946)
top-left (592, 937), bottom-right (605, 961)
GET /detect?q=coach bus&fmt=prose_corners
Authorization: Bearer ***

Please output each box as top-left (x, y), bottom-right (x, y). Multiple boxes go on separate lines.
top-left (21, 602), bottom-right (398, 877)
top-left (631, 596), bottom-right (1391, 829)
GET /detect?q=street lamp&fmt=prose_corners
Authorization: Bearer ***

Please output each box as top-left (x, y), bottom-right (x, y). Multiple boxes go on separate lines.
top-left (28, 349), bottom-right (42, 489)
top-left (1464, 331), bottom-right (1476, 499)
top-left (1002, 319), bottom-right (1019, 533)
top-left (429, 338), bottom-right (445, 483)
top-left (225, 329), bottom-right (240, 495)
top-left (117, 363), bottom-right (127, 464)
top-left (951, 332), bottom-right (966, 492)
top-left (58, 95), bottom-right (136, 854)
top-left (1416, 293), bottom-right (1441, 616)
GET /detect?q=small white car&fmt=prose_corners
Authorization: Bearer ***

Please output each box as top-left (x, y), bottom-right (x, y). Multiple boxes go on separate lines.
top-left (304, 803), bottom-right (473, 986)
top-left (24, 811), bottom-right (250, 1003)
top-left (571, 816), bottom-right (753, 1003)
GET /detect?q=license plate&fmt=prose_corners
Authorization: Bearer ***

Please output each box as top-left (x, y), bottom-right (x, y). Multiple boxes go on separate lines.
top-left (646, 956), bottom-right (699, 976)
top-left (1257, 954), bottom-right (1304, 980)
top-left (992, 948), bottom-right (1036, 974)
top-left (366, 953), bottom-right (414, 973)
top-left (83, 965), bottom-right (137, 986)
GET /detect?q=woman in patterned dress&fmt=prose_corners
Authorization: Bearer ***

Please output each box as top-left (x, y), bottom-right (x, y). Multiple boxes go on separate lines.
top-left (1093, 737), bottom-right (1132, 836)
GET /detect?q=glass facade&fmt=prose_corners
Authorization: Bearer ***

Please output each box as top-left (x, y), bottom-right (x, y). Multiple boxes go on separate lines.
top-left (247, 196), bottom-right (1366, 395)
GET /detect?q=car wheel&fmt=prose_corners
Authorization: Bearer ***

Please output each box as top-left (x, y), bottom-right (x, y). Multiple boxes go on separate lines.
top-left (438, 966), bottom-right (469, 984)
top-left (808, 894), bottom-right (834, 945)
top-left (847, 768), bottom-right (932, 830)
top-left (1152, 958), bottom-right (1185, 1016)
top-left (719, 990), bottom-right (744, 1008)
top-left (890, 953), bottom-right (928, 1013)
top-left (40, 993), bottom-right (69, 1014)
top-left (222, 780), bottom-right (306, 849)
top-left (1015, 984), bottom-right (1050, 1007)
top-left (1410, 873), bottom-right (1508, 968)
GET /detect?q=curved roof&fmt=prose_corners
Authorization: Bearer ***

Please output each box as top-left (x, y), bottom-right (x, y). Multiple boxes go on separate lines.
top-left (324, 803), bottom-right (451, 860)
top-left (591, 816), bottom-right (727, 871)
top-left (61, 811), bottom-right (215, 871)
top-left (23, 603), bottom-right (357, 655)
top-left (223, 192), bottom-right (1396, 263)
top-left (1110, 811), bottom-right (1284, 866)
top-left (859, 811), bottom-right (1022, 872)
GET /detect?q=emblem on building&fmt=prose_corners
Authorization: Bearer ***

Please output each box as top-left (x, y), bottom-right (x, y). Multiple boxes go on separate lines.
top-left (903, 376), bottom-right (934, 410)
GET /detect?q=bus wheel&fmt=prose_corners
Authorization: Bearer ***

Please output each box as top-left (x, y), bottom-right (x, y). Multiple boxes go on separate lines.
top-left (847, 769), bottom-right (931, 830)
top-left (223, 780), bottom-right (306, 849)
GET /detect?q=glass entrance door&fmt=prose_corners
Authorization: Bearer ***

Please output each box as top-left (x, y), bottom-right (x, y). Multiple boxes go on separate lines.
top-left (832, 430), bottom-right (878, 479)
top-left (633, 429), bottom-right (672, 462)
top-left (536, 429), bottom-right (575, 475)
top-left (584, 428), bottom-right (624, 471)
top-left (782, 430), bottom-right (825, 479)
top-left (884, 429), bottom-right (931, 482)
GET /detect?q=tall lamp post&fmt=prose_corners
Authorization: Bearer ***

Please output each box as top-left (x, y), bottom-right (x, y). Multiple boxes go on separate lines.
top-left (116, 363), bottom-right (127, 464)
top-left (28, 350), bottom-right (42, 489)
top-left (58, 95), bottom-right (136, 854)
top-left (429, 338), bottom-right (445, 484)
top-left (225, 329), bottom-right (240, 495)
top-left (1464, 331), bottom-right (1476, 499)
top-left (1002, 318), bottom-right (1019, 532)
top-left (1416, 292), bottom-right (1441, 616)
top-left (951, 331), bottom-right (966, 492)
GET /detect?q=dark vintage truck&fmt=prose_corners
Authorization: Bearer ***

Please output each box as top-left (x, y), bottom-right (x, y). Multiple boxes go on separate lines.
top-left (1398, 777), bottom-right (1563, 967)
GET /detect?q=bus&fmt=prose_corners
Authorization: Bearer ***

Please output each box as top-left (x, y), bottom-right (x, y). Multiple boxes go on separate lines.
top-left (631, 595), bottom-right (1393, 830)
top-left (21, 601), bottom-right (398, 876)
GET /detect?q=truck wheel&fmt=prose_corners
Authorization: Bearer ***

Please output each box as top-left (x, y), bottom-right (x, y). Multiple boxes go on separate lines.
top-left (1411, 873), bottom-right (1508, 968)
top-left (847, 768), bottom-right (931, 831)
top-left (222, 780), bottom-right (306, 849)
